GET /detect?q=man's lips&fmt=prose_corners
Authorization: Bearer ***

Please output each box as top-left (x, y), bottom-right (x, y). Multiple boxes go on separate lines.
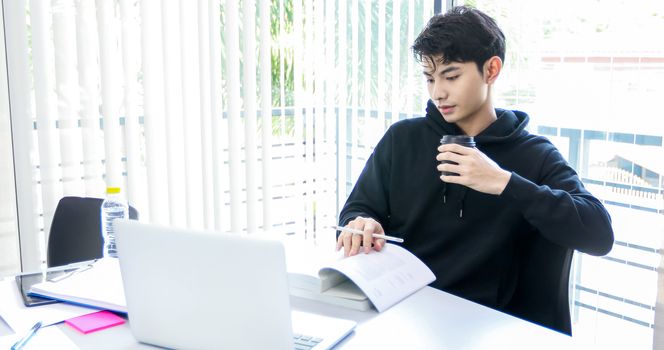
top-left (438, 105), bottom-right (455, 114)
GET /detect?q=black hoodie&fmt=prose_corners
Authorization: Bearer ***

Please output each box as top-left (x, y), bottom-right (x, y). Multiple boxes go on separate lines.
top-left (339, 100), bottom-right (614, 323)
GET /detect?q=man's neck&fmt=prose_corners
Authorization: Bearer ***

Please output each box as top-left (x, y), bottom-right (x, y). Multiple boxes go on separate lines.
top-left (456, 104), bottom-right (497, 137)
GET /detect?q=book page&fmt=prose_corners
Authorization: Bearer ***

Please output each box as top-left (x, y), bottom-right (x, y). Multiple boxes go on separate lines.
top-left (323, 244), bottom-right (435, 312)
top-left (282, 239), bottom-right (347, 291)
top-left (320, 279), bottom-right (367, 301)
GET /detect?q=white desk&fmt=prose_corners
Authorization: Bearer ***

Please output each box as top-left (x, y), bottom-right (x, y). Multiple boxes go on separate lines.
top-left (37, 287), bottom-right (574, 349)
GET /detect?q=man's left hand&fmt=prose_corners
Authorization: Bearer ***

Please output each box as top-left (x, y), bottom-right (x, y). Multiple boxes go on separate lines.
top-left (436, 143), bottom-right (512, 195)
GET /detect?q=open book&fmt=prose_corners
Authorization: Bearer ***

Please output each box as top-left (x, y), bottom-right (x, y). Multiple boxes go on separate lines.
top-left (284, 241), bottom-right (436, 312)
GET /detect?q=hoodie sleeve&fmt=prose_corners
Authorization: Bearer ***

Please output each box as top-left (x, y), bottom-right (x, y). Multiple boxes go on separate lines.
top-left (500, 148), bottom-right (614, 256)
top-left (338, 129), bottom-right (393, 229)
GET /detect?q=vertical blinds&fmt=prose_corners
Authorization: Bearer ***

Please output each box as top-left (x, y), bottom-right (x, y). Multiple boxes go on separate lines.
top-left (3, 0), bottom-right (433, 271)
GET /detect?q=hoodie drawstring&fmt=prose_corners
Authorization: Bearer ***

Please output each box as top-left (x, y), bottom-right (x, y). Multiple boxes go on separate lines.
top-left (458, 187), bottom-right (468, 218)
top-left (442, 182), bottom-right (468, 218)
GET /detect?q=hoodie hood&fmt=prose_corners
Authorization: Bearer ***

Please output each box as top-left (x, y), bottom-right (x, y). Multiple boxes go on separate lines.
top-left (424, 99), bottom-right (529, 145)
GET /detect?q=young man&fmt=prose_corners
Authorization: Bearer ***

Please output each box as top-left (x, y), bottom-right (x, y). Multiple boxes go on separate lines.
top-left (336, 6), bottom-right (613, 335)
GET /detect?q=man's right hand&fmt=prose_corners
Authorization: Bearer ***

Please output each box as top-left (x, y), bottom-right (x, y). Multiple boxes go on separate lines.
top-left (335, 217), bottom-right (386, 257)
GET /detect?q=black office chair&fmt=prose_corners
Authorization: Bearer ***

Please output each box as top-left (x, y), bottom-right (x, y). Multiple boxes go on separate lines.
top-left (504, 233), bottom-right (574, 336)
top-left (47, 196), bottom-right (139, 267)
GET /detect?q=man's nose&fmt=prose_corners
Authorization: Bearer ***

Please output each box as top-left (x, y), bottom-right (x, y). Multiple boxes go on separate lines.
top-left (431, 81), bottom-right (448, 101)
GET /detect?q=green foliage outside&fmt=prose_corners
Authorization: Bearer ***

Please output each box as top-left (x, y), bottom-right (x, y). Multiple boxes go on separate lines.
top-left (220, 1), bottom-right (434, 137)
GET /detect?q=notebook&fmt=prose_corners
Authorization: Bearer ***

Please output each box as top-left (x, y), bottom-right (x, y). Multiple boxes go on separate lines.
top-left (114, 220), bottom-right (357, 350)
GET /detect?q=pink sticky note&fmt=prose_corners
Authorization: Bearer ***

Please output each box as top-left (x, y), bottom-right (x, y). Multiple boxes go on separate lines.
top-left (65, 310), bottom-right (125, 334)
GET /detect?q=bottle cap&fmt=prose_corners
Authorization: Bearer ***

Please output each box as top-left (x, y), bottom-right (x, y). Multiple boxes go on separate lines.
top-left (106, 187), bottom-right (121, 194)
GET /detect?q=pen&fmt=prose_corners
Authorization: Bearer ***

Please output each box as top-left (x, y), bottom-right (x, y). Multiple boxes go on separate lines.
top-left (19, 258), bottom-right (98, 277)
top-left (11, 321), bottom-right (42, 350)
top-left (331, 225), bottom-right (404, 243)
top-left (48, 262), bottom-right (95, 282)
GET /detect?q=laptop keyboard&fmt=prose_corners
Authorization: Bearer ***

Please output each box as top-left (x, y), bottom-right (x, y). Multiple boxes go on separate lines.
top-left (293, 333), bottom-right (324, 350)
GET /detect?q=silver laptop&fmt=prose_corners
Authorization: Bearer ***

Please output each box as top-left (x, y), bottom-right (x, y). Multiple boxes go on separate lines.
top-left (114, 220), bottom-right (356, 350)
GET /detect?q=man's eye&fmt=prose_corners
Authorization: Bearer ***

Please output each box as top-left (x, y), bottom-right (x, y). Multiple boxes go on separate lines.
top-left (446, 75), bottom-right (459, 81)
top-left (426, 79), bottom-right (434, 84)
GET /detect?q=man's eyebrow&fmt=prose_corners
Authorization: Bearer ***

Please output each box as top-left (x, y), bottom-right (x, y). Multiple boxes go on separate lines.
top-left (422, 66), bottom-right (460, 77)
top-left (440, 66), bottom-right (460, 75)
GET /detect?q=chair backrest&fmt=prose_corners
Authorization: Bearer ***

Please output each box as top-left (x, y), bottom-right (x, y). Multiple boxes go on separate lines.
top-left (47, 196), bottom-right (139, 267)
top-left (504, 233), bottom-right (574, 336)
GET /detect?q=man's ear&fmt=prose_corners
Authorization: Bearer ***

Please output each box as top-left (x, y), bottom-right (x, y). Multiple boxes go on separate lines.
top-left (483, 56), bottom-right (502, 85)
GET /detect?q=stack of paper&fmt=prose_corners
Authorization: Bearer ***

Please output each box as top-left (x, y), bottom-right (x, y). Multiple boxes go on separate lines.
top-left (0, 279), bottom-right (96, 334)
top-left (28, 259), bottom-right (127, 313)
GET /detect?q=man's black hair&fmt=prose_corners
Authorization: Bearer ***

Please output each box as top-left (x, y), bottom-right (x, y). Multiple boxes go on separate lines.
top-left (412, 6), bottom-right (505, 74)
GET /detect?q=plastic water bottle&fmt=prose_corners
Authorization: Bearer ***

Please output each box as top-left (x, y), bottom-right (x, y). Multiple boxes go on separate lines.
top-left (100, 187), bottom-right (128, 258)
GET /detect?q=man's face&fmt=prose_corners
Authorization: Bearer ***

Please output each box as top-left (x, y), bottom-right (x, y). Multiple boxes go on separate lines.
top-left (422, 56), bottom-right (490, 127)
